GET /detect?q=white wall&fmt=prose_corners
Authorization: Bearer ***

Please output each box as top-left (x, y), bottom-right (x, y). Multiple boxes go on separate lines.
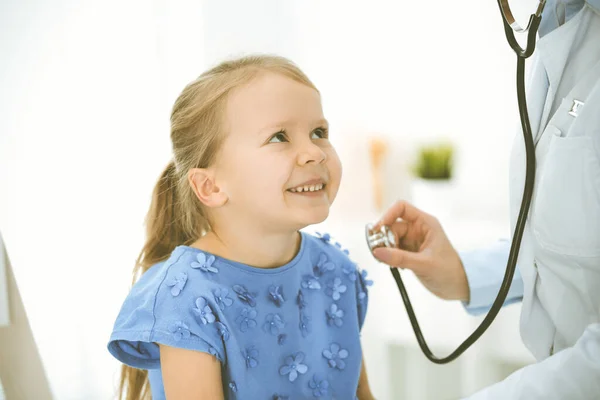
top-left (0, 0), bottom-right (536, 399)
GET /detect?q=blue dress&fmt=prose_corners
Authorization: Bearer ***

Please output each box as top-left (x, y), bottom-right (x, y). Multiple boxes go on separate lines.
top-left (108, 231), bottom-right (373, 399)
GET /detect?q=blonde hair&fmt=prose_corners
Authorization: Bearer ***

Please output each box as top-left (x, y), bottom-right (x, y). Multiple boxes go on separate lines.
top-left (118, 54), bottom-right (318, 400)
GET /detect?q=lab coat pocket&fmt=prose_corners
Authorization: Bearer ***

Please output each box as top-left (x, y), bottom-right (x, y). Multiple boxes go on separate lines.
top-left (531, 131), bottom-right (600, 257)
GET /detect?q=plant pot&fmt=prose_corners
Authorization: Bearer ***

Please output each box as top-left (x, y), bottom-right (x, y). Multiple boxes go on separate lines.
top-left (409, 178), bottom-right (456, 224)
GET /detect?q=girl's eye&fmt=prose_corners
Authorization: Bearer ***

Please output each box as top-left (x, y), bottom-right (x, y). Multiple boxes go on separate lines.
top-left (268, 131), bottom-right (288, 143)
top-left (312, 127), bottom-right (329, 139)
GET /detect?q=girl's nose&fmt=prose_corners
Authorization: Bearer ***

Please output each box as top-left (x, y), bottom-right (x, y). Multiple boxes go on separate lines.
top-left (297, 142), bottom-right (326, 165)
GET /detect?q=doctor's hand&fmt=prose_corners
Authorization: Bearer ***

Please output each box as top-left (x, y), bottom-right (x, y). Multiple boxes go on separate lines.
top-left (371, 200), bottom-right (470, 302)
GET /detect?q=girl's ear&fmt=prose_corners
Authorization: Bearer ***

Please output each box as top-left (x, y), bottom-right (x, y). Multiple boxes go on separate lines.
top-left (188, 168), bottom-right (229, 207)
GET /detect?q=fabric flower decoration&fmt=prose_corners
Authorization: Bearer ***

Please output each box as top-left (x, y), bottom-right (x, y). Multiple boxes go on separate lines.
top-left (216, 321), bottom-right (230, 341)
top-left (342, 264), bottom-right (357, 282)
top-left (358, 291), bottom-right (367, 304)
top-left (208, 346), bottom-right (219, 359)
top-left (165, 272), bottom-right (187, 296)
top-left (236, 307), bottom-right (258, 332)
top-left (313, 253), bottom-right (336, 277)
top-left (192, 297), bottom-right (216, 325)
top-left (213, 288), bottom-right (234, 310)
top-left (242, 345), bottom-right (259, 368)
top-left (278, 334), bottom-right (287, 345)
top-left (315, 231), bottom-right (331, 243)
top-left (190, 252), bottom-right (218, 273)
top-left (301, 275), bottom-right (321, 290)
top-left (233, 284), bottom-right (257, 307)
top-left (299, 314), bottom-right (311, 337)
top-left (263, 313), bottom-right (285, 336)
top-left (279, 352), bottom-right (308, 382)
top-left (326, 277), bottom-right (347, 300)
top-left (323, 343), bottom-right (349, 370)
top-left (297, 289), bottom-right (307, 310)
top-left (269, 285), bottom-right (285, 307)
top-left (326, 304), bottom-right (344, 327)
top-left (229, 382), bottom-right (238, 393)
top-left (361, 269), bottom-right (374, 287)
top-left (309, 374), bottom-right (330, 397)
top-left (168, 321), bottom-right (191, 341)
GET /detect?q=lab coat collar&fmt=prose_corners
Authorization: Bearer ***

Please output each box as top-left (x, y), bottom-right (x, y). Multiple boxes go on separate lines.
top-left (539, 0), bottom-right (592, 37)
top-left (537, 1), bottom-right (591, 96)
top-left (587, 0), bottom-right (600, 14)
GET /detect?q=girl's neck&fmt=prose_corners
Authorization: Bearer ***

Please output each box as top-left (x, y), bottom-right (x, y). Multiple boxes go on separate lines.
top-left (191, 228), bottom-right (302, 269)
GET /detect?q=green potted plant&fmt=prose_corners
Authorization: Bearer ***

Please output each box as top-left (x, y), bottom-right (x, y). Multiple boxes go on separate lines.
top-left (410, 141), bottom-right (456, 221)
top-left (412, 142), bottom-right (454, 180)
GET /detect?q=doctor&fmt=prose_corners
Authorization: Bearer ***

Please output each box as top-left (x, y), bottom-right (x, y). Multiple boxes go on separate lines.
top-left (371, 0), bottom-right (600, 398)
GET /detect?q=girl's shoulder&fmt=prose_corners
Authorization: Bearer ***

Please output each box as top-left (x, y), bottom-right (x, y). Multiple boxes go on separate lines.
top-left (305, 230), bottom-right (374, 321)
top-left (305, 231), bottom-right (360, 273)
top-left (108, 246), bottom-right (233, 369)
top-left (129, 245), bottom-right (221, 299)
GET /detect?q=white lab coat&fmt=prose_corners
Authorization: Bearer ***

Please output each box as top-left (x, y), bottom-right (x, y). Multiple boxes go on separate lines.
top-left (464, 1), bottom-right (600, 399)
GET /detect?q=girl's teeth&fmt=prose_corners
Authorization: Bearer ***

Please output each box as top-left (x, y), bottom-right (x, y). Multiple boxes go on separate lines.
top-left (290, 184), bottom-right (324, 193)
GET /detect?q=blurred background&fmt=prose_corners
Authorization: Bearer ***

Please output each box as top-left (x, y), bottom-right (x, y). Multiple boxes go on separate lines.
top-left (0, 0), bottom-right (541, 398)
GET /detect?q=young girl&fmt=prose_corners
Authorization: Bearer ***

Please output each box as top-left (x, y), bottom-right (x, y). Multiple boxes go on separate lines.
top-left (108, 55), bottom-right (375, 400)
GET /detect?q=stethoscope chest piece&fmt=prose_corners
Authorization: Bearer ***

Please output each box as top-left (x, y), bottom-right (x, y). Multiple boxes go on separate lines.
top-left (365, 223), bottom-right (398, 254)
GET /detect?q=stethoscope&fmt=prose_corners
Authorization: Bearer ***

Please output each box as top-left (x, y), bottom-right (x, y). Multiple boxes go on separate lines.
top-left (365, 0), bottom-right (546, 364)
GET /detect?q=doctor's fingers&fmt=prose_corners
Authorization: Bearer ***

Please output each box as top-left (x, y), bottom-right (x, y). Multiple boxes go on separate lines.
top-left (374, 200), bottom-right (435, 230)
top-left (372, 246), bottom-right (431, 273)
top-left (389, 220), bottom-right (426, 252)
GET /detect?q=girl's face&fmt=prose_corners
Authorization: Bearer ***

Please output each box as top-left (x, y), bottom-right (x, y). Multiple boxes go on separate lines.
top-left (214, 72), bottom-right (342, 233)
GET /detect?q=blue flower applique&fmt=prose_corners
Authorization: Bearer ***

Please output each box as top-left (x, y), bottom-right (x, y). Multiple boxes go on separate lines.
top-left (208, 346), bottom-right (219, 359)
top-left (314, 253), bottom-right (336, 277)
top-left (233, 284), bottom-right (257, 307)
top-left (192, 297), bottom-right (216, 325)
top-left (326, 277), bottom-right (347, 300)
top-left (358, 291), bottom-right (367, 304)
top-left (272, 395), bottom-right (289, 400)
top-left (229, 382), bottom-right (238, 393)
top-left (358, 269), bottom-right (373, 304)
top-left (190, 252), bottom-right (219, 273)
top-left (279, 352), bottom-right (308, 382)
top-left (213, 288), bottom-right (234, 310)
top-left (168, 321), bottom-right (191, 341)
top-left (165, 272), bottom-right (187, 296)
top-left (299, 314), bottom-right (312, 337)
top-left (309, 374), bottom-right (330, 397)
top-left (342, 264), bottom-right (357, 282)
top-left (323, 343), bottom-right (349, 370)
top-left (301, 275), bottom-right (321, 290)
top-left (297, 289), bottom-right (307, 310)
top-left (326, 304), bottom-right (344, 327)
top-left (269, 285), bottom-right (285, 307)
top-left (360, 269), bottom-right (374, 287)
top-left (236, 307), bottom-right (258, 332)
top-left (215, 321), bottom-right (230, 341)
top-left (263, 313), bottom-right (285, 336)
top-left (315, 231), bottom-right (331, 243)
top-left (278, 334), bottom-right (287, 345)
top-left (242, 345), bottom-right (259, 368)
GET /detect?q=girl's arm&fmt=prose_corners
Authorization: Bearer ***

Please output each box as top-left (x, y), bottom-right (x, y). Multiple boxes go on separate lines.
top-left (159, 344), bottom-right (224, 400)
top-left (357, 352), bottom-right (376, 400)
